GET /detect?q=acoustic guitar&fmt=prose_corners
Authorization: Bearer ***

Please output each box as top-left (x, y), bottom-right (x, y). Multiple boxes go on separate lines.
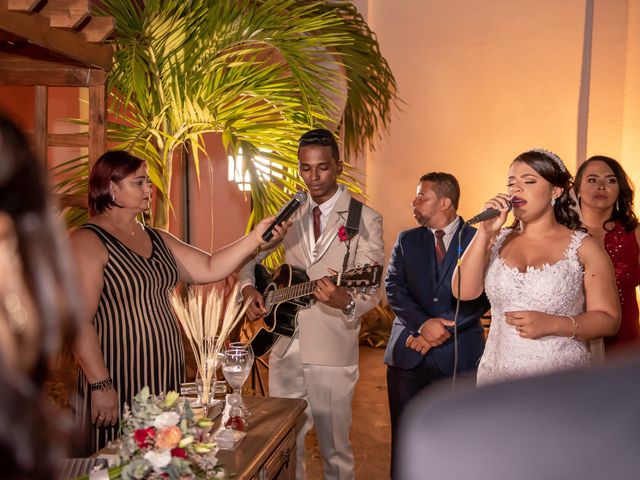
top-left (240, 263), bottom-right (383, 357)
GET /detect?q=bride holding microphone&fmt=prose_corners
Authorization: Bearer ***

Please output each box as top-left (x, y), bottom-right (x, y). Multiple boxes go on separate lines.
top-left (451, 148), bottom-right (620, 385)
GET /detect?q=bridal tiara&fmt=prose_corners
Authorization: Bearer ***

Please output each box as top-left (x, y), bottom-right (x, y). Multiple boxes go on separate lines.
top-left (528, 148), bottom-right (567, 173)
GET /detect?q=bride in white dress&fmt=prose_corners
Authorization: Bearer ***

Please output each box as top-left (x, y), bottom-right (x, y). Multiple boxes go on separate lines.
top-left (453, 149), bottom-right (620, 386)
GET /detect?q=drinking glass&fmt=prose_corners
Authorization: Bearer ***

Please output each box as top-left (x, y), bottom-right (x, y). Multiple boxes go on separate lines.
top-left (222, 348), bottom-right (252, 422)
top-left (196, 353), bottom-right (222, 408)
top-left (227, 342), bottom-right (255, 416)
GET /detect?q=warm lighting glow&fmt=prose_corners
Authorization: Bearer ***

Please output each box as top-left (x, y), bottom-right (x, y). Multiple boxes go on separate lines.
top-left (227, 148), bottom-right (286, 192)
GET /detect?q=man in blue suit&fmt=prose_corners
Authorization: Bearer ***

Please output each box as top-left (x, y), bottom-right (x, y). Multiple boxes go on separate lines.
top-left (384, 172), bottom-right (489, 479)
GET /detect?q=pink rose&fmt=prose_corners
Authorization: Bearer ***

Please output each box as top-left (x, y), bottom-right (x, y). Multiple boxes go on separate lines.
top-left (155, 425), bottom-right (183, 449)
top-left (338, 225), bottom-right (348, 242)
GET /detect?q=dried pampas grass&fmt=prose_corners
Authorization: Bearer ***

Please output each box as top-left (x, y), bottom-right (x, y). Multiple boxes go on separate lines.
top-left (171, 283), bottom-right (249, 404)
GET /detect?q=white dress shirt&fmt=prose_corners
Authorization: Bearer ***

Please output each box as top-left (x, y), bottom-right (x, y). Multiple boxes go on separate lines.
top-left (429, 216), bottom-right (460, 253)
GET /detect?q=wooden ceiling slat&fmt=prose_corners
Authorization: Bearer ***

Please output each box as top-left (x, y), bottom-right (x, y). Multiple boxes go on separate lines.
top-left (7, 0), bottom-right (41, 12)
top-left (81, 15), bottom-right (115, 43)
top-left (40, 0), bottom-right (90, 29)
top-left (0, 0), bottom-right (112, 70)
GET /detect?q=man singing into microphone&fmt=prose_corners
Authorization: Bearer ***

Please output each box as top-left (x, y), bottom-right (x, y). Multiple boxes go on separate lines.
top-left (238, 129), bottom-right (384, 480)
top-left (383, 172), bottom-right (489, 479)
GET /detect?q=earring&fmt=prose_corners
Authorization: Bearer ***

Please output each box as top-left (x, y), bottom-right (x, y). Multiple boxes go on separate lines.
top-left (111, 194), bottom-right (116, 203)
top-left (551, 198), bottom-right (556, 207)
top-left (616, 200), bottom-right (620, 212)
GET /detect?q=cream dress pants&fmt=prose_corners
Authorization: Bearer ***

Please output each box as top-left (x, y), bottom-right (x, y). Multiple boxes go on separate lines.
top-left (269, 336), bottom-right (359, 480)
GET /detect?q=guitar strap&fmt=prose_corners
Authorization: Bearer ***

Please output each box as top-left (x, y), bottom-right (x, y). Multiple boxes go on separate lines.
top-left (342, 197), bottom-right (363, 272)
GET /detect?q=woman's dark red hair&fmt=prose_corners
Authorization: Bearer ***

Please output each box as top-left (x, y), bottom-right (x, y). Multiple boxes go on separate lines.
top-left (88, 151), bottom-right (144, 216)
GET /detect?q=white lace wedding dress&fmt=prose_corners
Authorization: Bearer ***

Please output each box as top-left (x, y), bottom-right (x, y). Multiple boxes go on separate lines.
top-left (477, 229), bottom-right (591, 386)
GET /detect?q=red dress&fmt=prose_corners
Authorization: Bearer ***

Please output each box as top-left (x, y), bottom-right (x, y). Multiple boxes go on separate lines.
top-left (604, 222), bottom-right (640, 349)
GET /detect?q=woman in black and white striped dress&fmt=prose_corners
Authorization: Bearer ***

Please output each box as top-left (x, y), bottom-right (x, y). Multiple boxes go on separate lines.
top-left (71, 151), bottom-right (287, 453)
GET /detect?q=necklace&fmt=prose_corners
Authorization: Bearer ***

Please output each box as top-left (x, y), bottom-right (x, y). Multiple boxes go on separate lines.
top-left (103, 217), bottom-right (143, 237)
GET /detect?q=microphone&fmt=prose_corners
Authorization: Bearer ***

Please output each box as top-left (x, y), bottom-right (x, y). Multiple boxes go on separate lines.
top-left (261, 191), bottom-right (308, 241)
top-left (465, 202), bottom-right (512, 225)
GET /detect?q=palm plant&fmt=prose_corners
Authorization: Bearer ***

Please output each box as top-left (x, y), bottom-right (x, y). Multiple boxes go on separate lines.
top-left (54, 0), bottom-right (397, 245)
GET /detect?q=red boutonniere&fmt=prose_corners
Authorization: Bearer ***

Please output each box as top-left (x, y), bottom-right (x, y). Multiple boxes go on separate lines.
top-left (338, 225), bottom-right (349, 242)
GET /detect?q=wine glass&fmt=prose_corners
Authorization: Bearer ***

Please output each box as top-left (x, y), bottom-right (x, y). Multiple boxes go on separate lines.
top-left (222, 348), bottom-right (252, 425)
top-left (227, 342), bottom-right (255, 416)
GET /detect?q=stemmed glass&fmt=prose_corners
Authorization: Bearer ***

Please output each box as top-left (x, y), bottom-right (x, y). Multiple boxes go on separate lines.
top-left (221, 347), bottom-right (253, 426)
top-left (227, 342), bottom-right (254, 416)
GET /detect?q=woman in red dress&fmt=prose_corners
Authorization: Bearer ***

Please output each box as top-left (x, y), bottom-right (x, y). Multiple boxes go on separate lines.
top-left (575, 156), bottom-right (640, 351)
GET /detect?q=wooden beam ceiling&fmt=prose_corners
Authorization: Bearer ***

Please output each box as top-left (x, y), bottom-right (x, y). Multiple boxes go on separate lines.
top-left (0, 0), bottom-right (113, 70)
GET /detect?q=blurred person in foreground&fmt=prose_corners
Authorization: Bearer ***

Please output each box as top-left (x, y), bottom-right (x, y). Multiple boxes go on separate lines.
top-left (0, 112), bottom-right (80, 479)
top-left (575, 156), bottom-right (640, 352)
top-left (399, 352), bottom-right (640, 480)
top-left (71, 150), bottom-right (287, 454)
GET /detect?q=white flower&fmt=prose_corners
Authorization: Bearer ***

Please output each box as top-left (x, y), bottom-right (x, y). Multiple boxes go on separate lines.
top-left (143, 449), bottom-right (171, 470)
top-left (153, 411), bottom-right (180, 429)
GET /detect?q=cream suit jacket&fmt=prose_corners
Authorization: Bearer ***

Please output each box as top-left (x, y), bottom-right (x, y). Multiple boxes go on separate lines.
top-left (238, 189), bottom-right (384, 366)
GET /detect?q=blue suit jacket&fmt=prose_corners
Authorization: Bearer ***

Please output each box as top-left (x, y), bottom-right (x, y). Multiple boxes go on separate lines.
top-left (383, 219), bottom-right (489, 375)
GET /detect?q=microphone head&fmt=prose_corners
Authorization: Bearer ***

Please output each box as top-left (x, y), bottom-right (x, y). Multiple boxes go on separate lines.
top-left (294, 191), bottom-right (308, 204)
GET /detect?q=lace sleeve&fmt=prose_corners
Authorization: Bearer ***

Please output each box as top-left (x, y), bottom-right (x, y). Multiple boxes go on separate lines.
top-left (489, 228), bottom-right (513, 262)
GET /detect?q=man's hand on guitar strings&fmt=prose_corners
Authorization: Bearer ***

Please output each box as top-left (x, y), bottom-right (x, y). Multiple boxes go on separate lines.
top-left (314, 275), bottom-right (352, 311)
top-left (241, 285), bottom-right (266, 322)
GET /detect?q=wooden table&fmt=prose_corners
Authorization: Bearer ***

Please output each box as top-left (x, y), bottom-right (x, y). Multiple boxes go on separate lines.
top-left (217, 396), bottom-right (306, 480)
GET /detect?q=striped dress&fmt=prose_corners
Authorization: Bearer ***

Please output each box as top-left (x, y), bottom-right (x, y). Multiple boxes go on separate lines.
top-left (75, 224), bottom-right (185, 454)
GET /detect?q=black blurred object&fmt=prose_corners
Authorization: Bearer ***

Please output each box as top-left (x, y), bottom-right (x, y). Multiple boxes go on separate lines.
top-left (399, 352), bottom-right (640, 480)
top-left (261, 191), bottom-right (307, 241)
top-left (465, 201), bottom-right (512, 225)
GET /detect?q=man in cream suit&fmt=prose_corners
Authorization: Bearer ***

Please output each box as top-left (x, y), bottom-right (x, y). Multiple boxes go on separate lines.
top-left (239, 129), bottom-right (384, 480)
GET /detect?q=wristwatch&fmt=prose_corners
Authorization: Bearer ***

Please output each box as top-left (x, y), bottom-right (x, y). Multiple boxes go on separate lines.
top-left (342, 294), bottom-right (356, 315)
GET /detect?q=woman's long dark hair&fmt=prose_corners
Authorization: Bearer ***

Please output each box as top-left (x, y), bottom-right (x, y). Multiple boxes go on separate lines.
top-left (574, 155), bottom-right (638, 232)
top-left (0, 113), bottom-right (81, 479)
top-left (509, 149), bottom-right (583, 231)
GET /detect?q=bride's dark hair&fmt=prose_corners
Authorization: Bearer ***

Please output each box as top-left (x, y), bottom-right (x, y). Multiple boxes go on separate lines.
top-left (509, 149), bottom-right (583, 231)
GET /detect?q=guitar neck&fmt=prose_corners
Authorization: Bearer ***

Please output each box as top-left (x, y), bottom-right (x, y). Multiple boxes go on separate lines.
top-left (272, 277), bottom-right (336, 304)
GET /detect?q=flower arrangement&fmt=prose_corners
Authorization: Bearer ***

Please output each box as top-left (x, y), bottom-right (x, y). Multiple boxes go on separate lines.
top-left (171, 283), bottom-right (249, 405)
top-left (338, 225), bottom-right (349, 242)
top-left (77, 387), bottom-right (224, 479)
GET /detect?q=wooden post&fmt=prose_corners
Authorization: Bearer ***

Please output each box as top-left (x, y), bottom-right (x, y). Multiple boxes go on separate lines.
top-left (88, 83), bottom-right (106, 167)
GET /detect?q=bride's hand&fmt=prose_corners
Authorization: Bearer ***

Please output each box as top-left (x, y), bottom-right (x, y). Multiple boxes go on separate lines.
top-left (477, 193), bottom-right (511, 236)
top-left (505, 310), bottom-right (556, 339)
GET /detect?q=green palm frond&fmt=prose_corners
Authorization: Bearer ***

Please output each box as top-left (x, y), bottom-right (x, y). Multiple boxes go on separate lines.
top-left (54, 0), bottom-right (398, 241)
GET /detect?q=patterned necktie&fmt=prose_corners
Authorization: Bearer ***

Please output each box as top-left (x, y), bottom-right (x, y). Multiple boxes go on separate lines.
top-left (435, 229), bottom-right (446, 264)
top-left (313, 206), bottom-right (322, 242)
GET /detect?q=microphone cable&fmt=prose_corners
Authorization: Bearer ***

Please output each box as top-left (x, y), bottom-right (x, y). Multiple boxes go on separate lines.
top-left (451, 224), bottom-right (466, 389)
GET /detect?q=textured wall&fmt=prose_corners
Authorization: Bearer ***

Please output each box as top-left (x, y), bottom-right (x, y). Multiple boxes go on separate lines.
top-left (362, 0), bottom-right (640, 261)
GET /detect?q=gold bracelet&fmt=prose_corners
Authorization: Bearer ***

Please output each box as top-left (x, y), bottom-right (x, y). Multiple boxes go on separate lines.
top-left (567, 315), bottom-right (578, 339)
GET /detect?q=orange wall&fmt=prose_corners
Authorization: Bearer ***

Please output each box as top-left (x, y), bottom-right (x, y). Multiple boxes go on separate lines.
top-left (361, 0), bottom-right (640, 260)
top-left (0, 86), bottom-right (83, 168)
top-left (181, 133), bottom-right (251, 254)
